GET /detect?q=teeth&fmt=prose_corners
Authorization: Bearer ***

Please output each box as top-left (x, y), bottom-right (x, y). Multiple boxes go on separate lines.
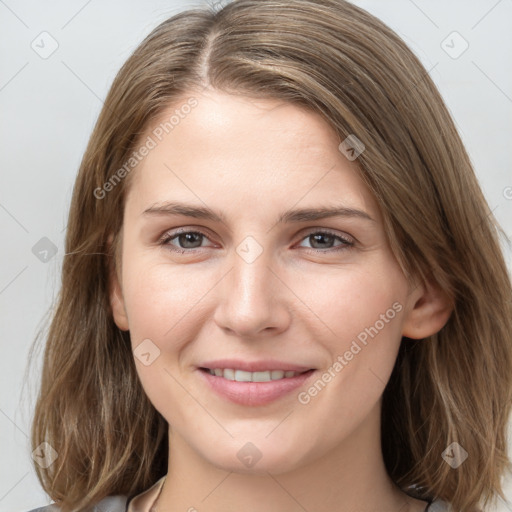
top-left (206, 368), bottom-right (306, 382)
top-left (223, 368), bottom-right (235, 381)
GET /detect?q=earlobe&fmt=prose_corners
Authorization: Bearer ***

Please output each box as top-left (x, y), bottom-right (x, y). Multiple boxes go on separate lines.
top-left (401, 277), bottom-right (453, 340)
top-left (108, 235), bottom-right (130, 331)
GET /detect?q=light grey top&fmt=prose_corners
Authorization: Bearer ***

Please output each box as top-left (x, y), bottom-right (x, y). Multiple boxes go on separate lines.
top-left (27, 495), bottom-right (128, 512)
top-left (26, 475), bottom-right (452, 512)
top-left (27, 497), bottom-right (452, 512)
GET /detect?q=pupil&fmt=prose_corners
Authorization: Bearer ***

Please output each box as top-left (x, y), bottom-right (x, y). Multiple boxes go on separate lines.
top-left (180, 233), bottom-right (201, 248)
top-left (311, 233), bottom-right (333, 248)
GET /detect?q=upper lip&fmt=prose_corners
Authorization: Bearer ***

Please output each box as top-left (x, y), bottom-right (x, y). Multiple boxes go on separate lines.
top-left (198, 359), bottom-right (314, 373)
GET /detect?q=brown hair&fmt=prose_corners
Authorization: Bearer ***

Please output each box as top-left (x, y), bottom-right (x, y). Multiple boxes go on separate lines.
top-left (28, 0), bottom-right (512, 510)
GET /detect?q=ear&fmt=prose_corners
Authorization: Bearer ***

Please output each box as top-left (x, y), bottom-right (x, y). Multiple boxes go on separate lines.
top-left (108, 233), bottom-right (129, 331)
top-left (402, 275), bottom-right (453, 339)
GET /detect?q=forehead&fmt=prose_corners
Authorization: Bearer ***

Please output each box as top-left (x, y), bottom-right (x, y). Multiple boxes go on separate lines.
top-left (125, 90), bottom-right (379, 221)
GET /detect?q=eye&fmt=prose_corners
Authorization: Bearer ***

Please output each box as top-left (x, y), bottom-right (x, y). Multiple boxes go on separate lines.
top-left (159, 229), bottom-right (214, 253)
top-left (297, 230), bottom-right (354, 252)
top-left (158, 228), bottom-right (354, 254)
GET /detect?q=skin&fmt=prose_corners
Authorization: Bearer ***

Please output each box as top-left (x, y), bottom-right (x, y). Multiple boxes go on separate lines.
top-left (110, 89), bottom-right (452, 512)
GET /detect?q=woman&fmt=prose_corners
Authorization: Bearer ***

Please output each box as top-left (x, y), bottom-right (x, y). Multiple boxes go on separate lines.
top-left (27, 0), bottom-right (512, 511)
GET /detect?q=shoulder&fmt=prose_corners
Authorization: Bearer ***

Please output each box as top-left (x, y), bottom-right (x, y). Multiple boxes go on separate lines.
top-left (428, 498), bottom-right (451, 511)
top-left (26, 494), bottom-right (129, 512)
top-left (428, 498), bottom-right (481, 511)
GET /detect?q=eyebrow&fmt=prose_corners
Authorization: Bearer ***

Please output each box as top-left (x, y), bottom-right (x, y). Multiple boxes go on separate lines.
top-left (142, 201), bottom-right (375, 224)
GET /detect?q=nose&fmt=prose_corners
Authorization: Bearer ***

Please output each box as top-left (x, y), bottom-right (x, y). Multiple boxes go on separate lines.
top-left (213, 245), bottom-right (292, 338)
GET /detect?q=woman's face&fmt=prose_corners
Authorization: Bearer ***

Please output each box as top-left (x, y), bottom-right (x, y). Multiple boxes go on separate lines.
top-left (111, 89), bottom-right (424, 474)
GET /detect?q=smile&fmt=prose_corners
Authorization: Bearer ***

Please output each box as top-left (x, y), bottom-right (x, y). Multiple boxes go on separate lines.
top-left (201, 368), bottom-right (309, 382)
top-left (197, 367), bottom-right (316, 406)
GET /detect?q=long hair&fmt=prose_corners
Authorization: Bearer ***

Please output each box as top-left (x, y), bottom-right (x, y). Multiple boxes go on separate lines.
top-left (28, 1), bottom-right (512, 510)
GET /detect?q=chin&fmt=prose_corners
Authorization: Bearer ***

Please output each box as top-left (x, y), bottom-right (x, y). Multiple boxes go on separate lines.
top-left (199, 436), bottom-right (311, 475)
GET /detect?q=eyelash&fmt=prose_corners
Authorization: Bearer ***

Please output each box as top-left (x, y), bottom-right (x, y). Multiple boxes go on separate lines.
top-left (158, 228), bottom-right (354, 254)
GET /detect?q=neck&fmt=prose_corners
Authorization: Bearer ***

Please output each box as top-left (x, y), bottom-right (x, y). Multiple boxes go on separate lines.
top-left (156, 403), bottom-right (427, 512)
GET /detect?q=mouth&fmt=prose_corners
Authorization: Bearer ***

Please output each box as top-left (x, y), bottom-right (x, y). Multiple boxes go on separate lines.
top-left (197, 363), bottom-right (316, 406)
top-left (199, 367), bottom-right (312, 382)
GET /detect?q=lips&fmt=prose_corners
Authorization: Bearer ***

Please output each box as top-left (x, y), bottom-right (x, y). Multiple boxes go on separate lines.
top-left (198, 359), bottom-right (314, 373)
top-left (197, 359), bottom-right (316, 406)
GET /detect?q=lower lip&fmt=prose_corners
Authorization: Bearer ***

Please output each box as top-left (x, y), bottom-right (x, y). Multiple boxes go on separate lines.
top-left (197, 368), bottom-right (316, 406)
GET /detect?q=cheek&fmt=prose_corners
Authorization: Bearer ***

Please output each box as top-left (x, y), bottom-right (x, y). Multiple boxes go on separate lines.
top-left (295, 261), bottom-right (405, 351)
top-left (293, 262), bottom-right (406, 412)
top-left (122, 255), bottom-right (211, 342)
top-left (120, 257), bottom-right (213, 419)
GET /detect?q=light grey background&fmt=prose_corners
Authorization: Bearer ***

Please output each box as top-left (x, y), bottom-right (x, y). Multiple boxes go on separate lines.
top-left (1, 1), bottom-right (511, 511)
